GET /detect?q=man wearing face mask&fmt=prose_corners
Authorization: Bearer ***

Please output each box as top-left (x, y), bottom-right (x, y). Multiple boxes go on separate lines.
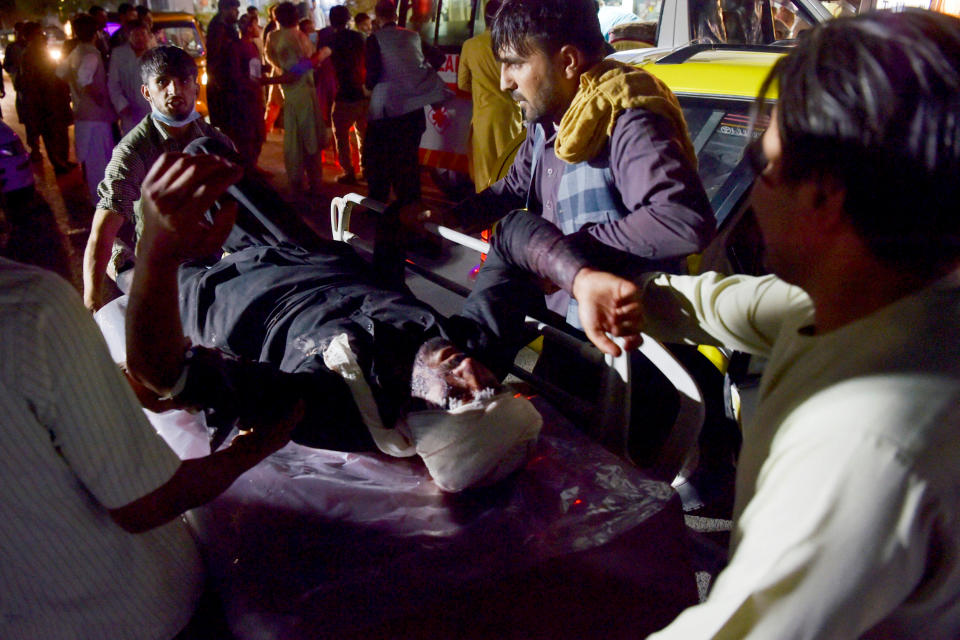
top-left (82, 45), bottom-right (234, 313)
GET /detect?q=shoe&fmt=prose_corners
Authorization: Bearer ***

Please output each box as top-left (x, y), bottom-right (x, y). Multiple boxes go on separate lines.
top-left (336, 173), bottom-right (359, 185)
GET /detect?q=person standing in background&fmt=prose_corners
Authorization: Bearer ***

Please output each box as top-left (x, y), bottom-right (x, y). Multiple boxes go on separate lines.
top-left (59, 13), bottom-right (117, 202)
top-left (328, 4), bottom-right (367, 185)
top-left (206, 0), bottom-right (241, 133)
top-left (88, 6), bottom-right (112, 62)
top-left (456, 0), bottom-right (522, 192)
top-left (363, 0), bottom-right (451, 204)
top-left (2, 22), bottom-right (41, 162)
top-left (265, 1), bottom-right (331, 195)
top-left (108, 19), bottom-right (153, 135)
top-left (109, 2), bottom-right (139, 49)
top-left (263, 3), bottom-right (285, 133)
top-left (19, 22), bottom-right (74, 175)
top-left (232, 13), bottom-right (269, 168)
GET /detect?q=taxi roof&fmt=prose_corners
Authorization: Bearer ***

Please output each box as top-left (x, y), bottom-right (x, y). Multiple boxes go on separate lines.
top-left (623, 45), bottom-right (785, 101)
top-left (152, 12), bottom-right (200, 23)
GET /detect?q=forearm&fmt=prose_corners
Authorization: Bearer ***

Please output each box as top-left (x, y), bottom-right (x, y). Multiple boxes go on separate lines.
top-left (126, 234), bottom-right (189, 394)
top-left (490, 209), bottom-right (593, 293)
top-left (638, 271), bottom-right (807, 353)
top-left (82, 208), bottom-right (124, 310)
top-left (107, 69), bottom-right (128, 113)
top-left (109, 443), bottom-right (272, 533)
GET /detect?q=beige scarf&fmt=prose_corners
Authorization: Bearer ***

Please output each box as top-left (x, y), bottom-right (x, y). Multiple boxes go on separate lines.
top-left (556, 59), bottom-right (697, 167)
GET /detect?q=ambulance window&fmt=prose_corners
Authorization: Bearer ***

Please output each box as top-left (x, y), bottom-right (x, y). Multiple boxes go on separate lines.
top-left (404, 0), bottom-right (479, 47)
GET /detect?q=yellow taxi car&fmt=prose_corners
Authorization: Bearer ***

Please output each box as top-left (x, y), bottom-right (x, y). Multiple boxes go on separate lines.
top-left (150, 12), bottom-right (209, 116)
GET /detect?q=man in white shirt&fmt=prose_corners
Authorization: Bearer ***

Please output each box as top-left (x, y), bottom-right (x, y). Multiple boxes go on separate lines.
top-left (59, 13), bottom-right (116, 201)
top-left (498, 9), bottom-right (960, 638)
top-left (0, 152), bottom-right (301, 639)
top-left (108, 19), bottom-right (153, 134)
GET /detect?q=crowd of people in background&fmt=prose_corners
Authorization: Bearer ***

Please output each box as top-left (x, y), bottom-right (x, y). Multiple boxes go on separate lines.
top-left (0, 0), bottom-right (424, 204)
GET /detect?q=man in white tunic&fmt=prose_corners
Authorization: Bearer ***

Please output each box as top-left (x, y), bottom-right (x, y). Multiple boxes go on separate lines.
top-left (499, 9), bottom-right (960, 638)
top-left (0, 160), bottom-right (300, 640)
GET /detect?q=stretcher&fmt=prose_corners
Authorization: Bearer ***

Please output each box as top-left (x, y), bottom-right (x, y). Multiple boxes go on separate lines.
top-left (94, 296), bottom-right (698, 639)
top-left (330, 192), bottom-right (705, 487)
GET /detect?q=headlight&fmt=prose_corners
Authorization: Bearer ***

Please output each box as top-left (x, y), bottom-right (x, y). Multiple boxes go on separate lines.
top-left (201, 71), bottom-right (208, 85)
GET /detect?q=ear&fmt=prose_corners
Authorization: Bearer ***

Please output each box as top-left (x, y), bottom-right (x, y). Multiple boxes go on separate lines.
top-left (140, 83), bottom-right (152, 103)
top-left (810, 179), bottom-right (847, 232)
top-left (555, 44), bottom-right (589, 80)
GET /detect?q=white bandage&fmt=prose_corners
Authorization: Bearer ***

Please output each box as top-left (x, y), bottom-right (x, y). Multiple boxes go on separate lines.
top-left (402, 392), bottom-right (543, 492)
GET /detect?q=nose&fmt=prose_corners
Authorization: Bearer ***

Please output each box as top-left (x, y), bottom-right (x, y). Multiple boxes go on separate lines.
top-left (168, 78), bottom-right (186, 95)
top-left (500, 64), bottom-right (515, 93)
top-left (452, 357), bottom-right (497, 391)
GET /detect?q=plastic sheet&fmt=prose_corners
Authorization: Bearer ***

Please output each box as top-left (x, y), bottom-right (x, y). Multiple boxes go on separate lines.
top-left (94, 296), bottom-right (211, 460)
top-left (95, 296), bottom-right (696, 638)
top-left (187, 397), bottom-right (692, 639)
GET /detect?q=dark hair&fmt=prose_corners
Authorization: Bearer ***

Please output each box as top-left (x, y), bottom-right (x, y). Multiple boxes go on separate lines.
top-left (21, 22), bottom-right (42, 41)
top-left (330, 4), bottom-right (351, 28)
top-left (139, 44), bottom-right (198, 84)
top-left (354, 12), bottom-right (370, 23)
top-left (136, 5), bottom-right (150, 18)
top-left (756, 10), bottom-right (960, 273)
top-left (238, 13), bottom-right (257, 35)
top-left (218, 0), bottom-right (241, 10)
top-left (117, 3), bottom-right (134, 14)
top-left (484, 0), bottom-right (501, 23)
top-left (491, 0), bottom-right (605, 60)
top-left (73, 13), bottom-right (99, 41)
top-left (374, 0), bottom-right (397, 20)
top-left (247, 5), bottom-right (258, 13)
top-left (274, 2), bottom-right (299, 27)
top-left (88, 6), bottom-right (105, 16)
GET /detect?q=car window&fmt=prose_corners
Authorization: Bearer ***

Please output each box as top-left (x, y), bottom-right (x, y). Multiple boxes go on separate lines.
top-left (681, 98), bottom-right (769, 202)
top-left (153, 22), bottom-right (205, 57)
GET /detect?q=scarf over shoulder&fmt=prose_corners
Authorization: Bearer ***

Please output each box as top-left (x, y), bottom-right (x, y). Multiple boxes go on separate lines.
top-left (556, 59), bottom-right (697, 167)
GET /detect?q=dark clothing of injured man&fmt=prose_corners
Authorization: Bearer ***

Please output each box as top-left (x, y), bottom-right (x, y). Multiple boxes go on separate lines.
top-left (127, 146), bottom-right (626, 493)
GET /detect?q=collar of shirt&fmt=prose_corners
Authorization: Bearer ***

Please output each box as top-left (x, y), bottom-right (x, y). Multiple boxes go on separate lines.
top-left (149, 114), bottom-right (203, 144)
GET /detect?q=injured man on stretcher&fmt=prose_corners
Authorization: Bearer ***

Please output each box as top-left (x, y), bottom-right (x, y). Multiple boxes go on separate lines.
top-left (124, 151), bottom-right (641, 492)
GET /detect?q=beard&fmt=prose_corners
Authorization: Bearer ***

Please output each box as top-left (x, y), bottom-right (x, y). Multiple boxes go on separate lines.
top-left (512, 75), bottom-right (564, 123)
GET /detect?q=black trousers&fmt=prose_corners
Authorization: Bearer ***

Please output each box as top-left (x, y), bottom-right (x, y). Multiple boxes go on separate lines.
top-left (363, 108), bottom-right (425, 205)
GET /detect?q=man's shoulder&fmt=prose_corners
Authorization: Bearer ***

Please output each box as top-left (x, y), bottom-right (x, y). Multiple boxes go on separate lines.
top-left (0, 257), bottom-right (76, 311)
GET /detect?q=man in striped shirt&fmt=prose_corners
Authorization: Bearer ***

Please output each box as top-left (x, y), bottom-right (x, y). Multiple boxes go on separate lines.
top-left (0, 161), bottom-right (300, 639)
top-left (83, 45), bottom-right (233, 312)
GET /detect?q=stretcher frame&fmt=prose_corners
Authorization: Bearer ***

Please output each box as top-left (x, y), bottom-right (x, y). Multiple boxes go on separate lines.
top-left (331, 192), bottom-right (705, 486)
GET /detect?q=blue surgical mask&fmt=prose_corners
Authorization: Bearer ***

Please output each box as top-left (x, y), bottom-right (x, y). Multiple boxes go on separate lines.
top-left (151, 104), bottom-right (202, 128)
